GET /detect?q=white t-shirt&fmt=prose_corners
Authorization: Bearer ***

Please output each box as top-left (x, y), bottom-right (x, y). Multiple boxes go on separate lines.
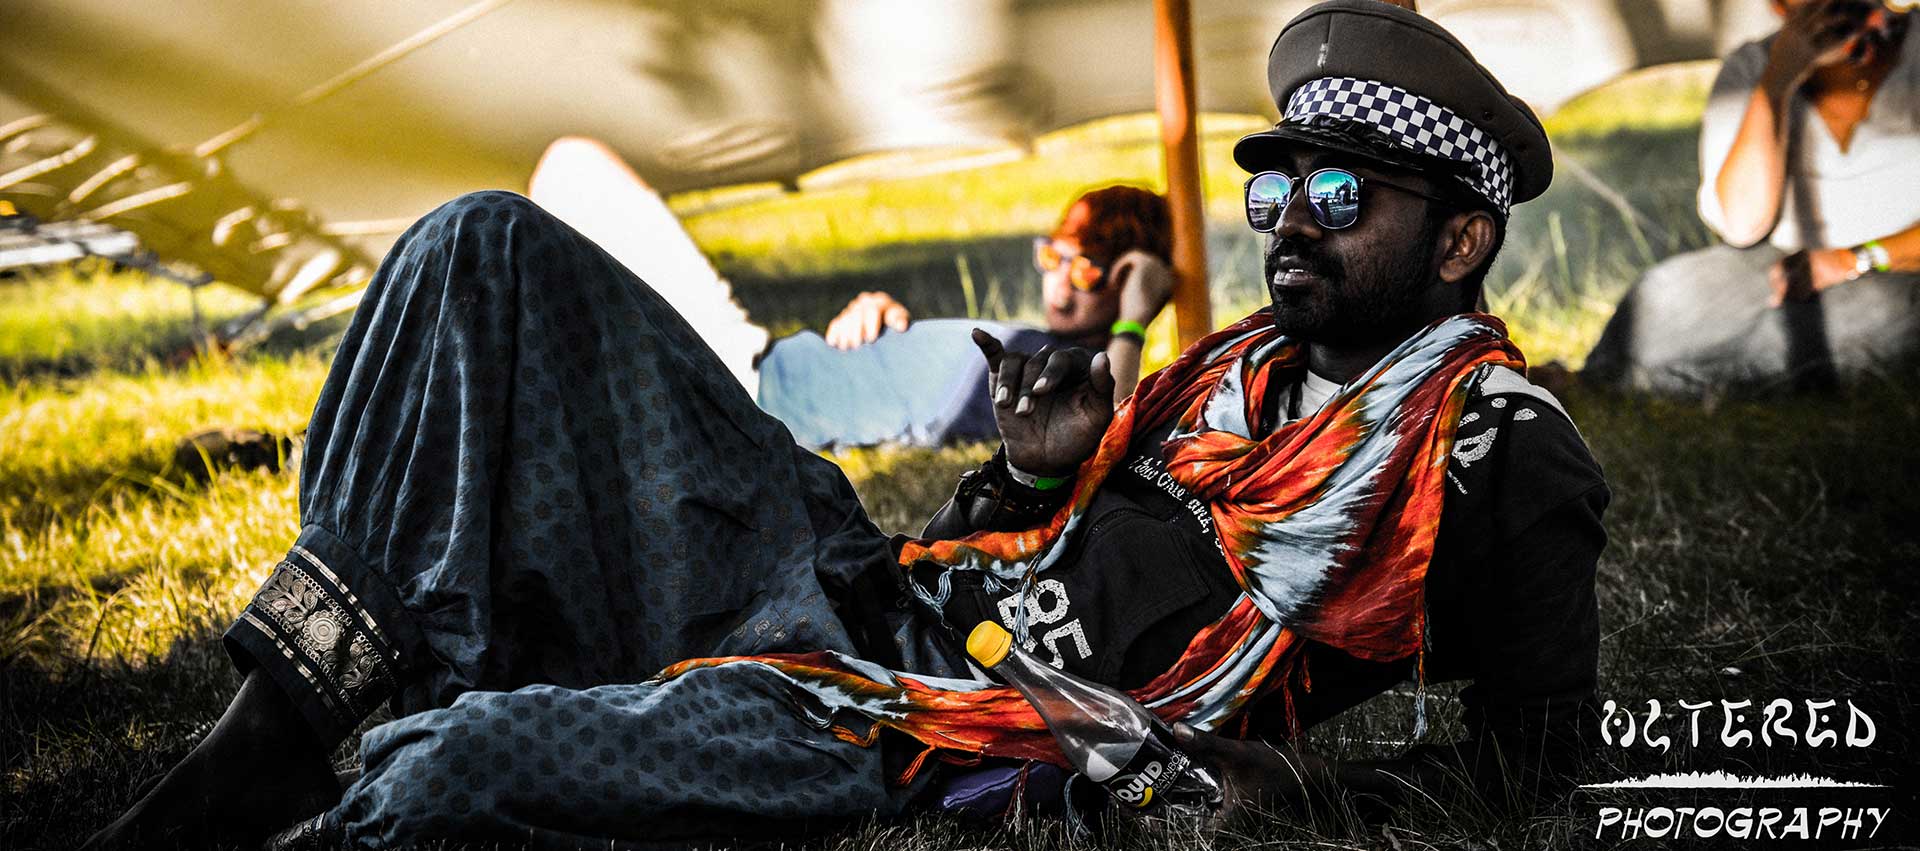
top-left (1697, 29), bottom-right (1920, 251)
top-left (1297, 368), bottom-right (1341, 418)
top-left (1272, 368), bottom-right (1344, 426)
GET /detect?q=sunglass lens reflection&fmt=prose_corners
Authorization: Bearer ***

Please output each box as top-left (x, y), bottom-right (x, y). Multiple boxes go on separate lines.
top-left (1306, 170), bottom-right (1361, 229)
top-left (1034, 241), bottom-right (1061, 272)
top-left (1245, 173), bottom-right (1291, 232)
top-left (1069, 259), bottom-right (1103, 290)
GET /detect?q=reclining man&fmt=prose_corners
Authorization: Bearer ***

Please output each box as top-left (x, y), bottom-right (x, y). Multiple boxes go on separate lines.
top-left (85, 1), bottom-right (1605, 847)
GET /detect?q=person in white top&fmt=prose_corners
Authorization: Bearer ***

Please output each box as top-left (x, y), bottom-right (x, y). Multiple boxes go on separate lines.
top-left (1584, 1), bottom-right (1920, 395)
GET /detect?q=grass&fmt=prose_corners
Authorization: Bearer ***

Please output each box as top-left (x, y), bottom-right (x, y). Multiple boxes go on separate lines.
top-left (0, 352), bottom-right (326, 521)
top-left (0, 263), bottom-right (262, 380)
top-left (5, 67), bottom-right (1918, 848)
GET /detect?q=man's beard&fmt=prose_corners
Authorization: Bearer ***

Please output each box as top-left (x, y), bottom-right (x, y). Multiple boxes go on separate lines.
top-left (1263, 222), bottom-right (1442, 347)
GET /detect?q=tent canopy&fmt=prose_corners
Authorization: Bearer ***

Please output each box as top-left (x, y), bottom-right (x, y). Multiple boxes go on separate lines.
top-left (0, 0), bottom-right (1776, 302)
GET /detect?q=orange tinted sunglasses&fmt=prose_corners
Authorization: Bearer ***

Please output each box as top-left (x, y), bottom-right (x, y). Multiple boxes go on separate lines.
top-left (1033, 238), bottom-right (1106, 291)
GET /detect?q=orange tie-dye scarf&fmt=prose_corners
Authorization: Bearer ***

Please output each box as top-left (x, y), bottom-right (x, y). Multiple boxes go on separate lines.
top-left (662, 311), bottom-right (1523, 780)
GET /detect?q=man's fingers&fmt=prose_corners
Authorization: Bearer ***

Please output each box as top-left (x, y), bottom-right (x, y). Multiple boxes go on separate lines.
top-left (1170, 722), bottom-right (1225, 758)
top-left (1088, 351), bottom-right (1116, 402)
top-left (885, 303), bottom-right (911, 332)
top-left (971, 328), bottom-right (1006, 375)
top-left (996, 350), bottom-right (1028, 408)
top-left (1014, 348), bottom-right (1052, 415)
top-left (1030, 348), bottom-right (1083, 397)
top-left (1768, 262), bottom-right (1787, 308)
top-left (1172, 721), bottom-right (1199, 746)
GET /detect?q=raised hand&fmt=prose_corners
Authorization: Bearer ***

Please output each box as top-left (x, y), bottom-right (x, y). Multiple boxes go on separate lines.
top-left (825, 291), bottom-right (911, 349)
top-left (1111, 249), bottom-right (1175, 332)
top-left (972, 329), bottom-right (1115, 477)
top-left (1766, 0), bottom-right (1879, 86)
top-left (1106, 249), bottom-right (1176, 402)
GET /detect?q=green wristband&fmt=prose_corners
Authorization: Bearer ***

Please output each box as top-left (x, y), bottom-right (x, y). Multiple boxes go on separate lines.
top-left (1004, 454), bottom-right (1073, 491)
top-left (1032, 474), bottom-right (1072, 491)
top-left (1110, 319), bottom-right (1148, 339)
top-left (1861, 240), bottom-right (1892, 273)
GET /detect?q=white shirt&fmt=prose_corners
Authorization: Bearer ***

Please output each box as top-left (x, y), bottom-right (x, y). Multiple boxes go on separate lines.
top-left (1295, 368), bottom-right (1341, 420)
top-left (1268, 368), bottom-right (1344, 428)
top-left (1697, 29), bottom-right (1920, 251)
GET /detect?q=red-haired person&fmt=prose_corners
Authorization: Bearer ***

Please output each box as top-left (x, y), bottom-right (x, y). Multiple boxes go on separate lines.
top-left (528, 136), bottom-right (1175, 448)
top-left (761, 185), bottom-right (1175, 447)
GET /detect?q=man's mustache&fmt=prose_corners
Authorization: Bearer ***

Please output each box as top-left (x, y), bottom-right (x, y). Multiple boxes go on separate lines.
top-left (1264, 238), bottom-right (1340, 282)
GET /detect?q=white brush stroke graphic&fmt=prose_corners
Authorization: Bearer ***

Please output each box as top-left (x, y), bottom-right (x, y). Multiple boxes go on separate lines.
top-left (1582, 771), bottom-right (1887, 789)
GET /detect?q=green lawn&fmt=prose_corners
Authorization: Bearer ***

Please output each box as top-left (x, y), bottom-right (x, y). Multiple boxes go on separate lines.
top-left (4, 63), bottom-right (1916, 848)
top-left (0, 267), bottom-right (262, 381)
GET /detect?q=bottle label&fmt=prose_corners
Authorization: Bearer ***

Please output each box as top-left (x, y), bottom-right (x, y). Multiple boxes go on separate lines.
top-left (1102, 732), bottom-right (1192, 809)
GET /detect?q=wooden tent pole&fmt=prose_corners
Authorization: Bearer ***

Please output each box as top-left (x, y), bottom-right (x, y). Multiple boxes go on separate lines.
top-left (1154, 0), bottom-right (1211, 349)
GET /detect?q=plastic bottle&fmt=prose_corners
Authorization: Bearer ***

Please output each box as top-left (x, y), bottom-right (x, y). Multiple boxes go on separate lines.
top-left (966, 620), bottom-right (1222, 812)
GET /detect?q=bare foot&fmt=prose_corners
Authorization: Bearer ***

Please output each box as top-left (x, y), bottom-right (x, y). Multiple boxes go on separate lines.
top-left (81, 671), bottom-right (343, 849)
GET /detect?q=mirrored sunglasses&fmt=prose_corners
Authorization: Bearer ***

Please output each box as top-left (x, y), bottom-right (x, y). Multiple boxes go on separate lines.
top-left (1033, 238), bottom-right (1106, 291)
top-left (1243, 168), bottom-right (1452, 233)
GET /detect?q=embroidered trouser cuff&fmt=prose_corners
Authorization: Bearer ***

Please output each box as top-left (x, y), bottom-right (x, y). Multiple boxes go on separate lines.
top-left (224, 525), bottom-right (422, 745)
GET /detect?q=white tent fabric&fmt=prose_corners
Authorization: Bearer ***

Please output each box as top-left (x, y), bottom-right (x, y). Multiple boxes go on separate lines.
top-left (0, 0), bottom-right (1776, 301)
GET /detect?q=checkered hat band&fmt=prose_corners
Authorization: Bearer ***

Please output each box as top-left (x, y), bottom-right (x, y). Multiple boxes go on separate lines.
top-left (1283, 76), bottom-right (1514, 214)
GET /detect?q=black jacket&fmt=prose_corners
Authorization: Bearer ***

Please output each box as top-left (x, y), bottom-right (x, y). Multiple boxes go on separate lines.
top-left (903, 366), bottom-right (1609, 799)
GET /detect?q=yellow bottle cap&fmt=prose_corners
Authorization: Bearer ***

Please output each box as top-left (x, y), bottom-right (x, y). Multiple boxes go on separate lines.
top-left (966, 621), bottom-right (1012, 668)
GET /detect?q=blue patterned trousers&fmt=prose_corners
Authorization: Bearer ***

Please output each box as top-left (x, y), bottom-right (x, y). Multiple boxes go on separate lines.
top-left (226, 191), bottom-right (962, 847)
